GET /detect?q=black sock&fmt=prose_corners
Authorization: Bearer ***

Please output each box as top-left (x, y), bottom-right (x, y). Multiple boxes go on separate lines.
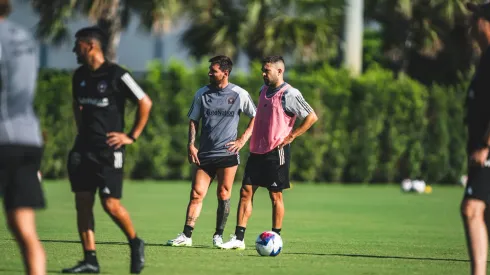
top-left (272, 228), bottom-right (281, 235)
top-left (84, 250), bottom-right (98, 265)
top-left (183, 225), bottom-right (194, 238)
top-left (235, 226), bottom-right (246, 241)
top-left (128, 235), bottom-right (141, 245)
top-left (215, 199), bottom-right (230, 237)
top-left (214, 229), bottom-right (224, 236)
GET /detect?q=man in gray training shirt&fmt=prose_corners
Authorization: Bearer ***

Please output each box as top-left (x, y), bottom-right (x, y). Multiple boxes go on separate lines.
top-left (0, 0), bottom-right (47, 274)
top-left (167, 55), bottom-right (256, 247)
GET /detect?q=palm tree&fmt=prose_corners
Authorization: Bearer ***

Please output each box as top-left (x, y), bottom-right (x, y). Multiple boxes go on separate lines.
top-left (365, 0), bottom-right (471, 83)
top-left (29, 0), bottom-right (185, 62)
top-left (244, 0), bottom-right (343, 63)
top-left (180, 0), bottom-right (243, 61)
top-left (180, 0), bottom-right (344, 65)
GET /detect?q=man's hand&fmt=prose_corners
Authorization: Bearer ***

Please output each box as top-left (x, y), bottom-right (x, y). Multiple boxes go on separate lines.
top-left (470, 147), bottom-right (490, 167)
top-left (226, 138), bottom-right (245, 154)
top-left (188, 144), bottom-right (200, 165)
top-left (278, 134), bottom-right (295, 149)
top-left (106, 132), bottom-right (134, 149)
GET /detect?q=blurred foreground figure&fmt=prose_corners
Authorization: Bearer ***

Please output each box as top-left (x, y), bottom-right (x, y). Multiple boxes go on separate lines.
top-left (0, 0), bottom-right (47, 274)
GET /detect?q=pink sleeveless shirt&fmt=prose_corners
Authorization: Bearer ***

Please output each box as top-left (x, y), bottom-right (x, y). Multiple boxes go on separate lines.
top-left (250, 84), bottom-right (296, 154)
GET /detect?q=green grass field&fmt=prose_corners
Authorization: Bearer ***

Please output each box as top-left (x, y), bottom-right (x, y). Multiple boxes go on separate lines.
top-left (0, 181), bottom-right (470, 274)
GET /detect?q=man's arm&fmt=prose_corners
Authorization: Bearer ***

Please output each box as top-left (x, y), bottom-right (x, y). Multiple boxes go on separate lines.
top-left (128, 95), bottom-right (153, 140)
top-left (188, 119), bottom-right (200, 164)
top-left (227, 117), bottom-right (255, 153)
top-left (278, 88), bottom-right (318, 148)
top-left (71, 75), bottom-right (82, 134)
top-left (279, 112), bottom-right (318, 148)
top-left (290, 112), bottom-right (318, 138)
top-left (227, 88), bottom-right (257, 153)
top-left (107, 71), bottom-right (152, 149)
top-left (72, 100), bottom-right (82, 133)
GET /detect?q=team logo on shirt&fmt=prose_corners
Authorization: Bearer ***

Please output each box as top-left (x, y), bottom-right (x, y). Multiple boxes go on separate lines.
top-left (468, 89), bottom-right (474, 99)
top-left (97, 80), bottom-right (108, 93)
top-left (227, 97), bottom-right (235, 104)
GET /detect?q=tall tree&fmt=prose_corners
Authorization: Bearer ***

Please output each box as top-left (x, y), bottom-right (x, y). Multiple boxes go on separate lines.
top-left (29, 0), bottom-right (184, 62)
top-left (180, 0), bottom-right (242, 61)
top-left (181, 0), bottom-right (344, 65)
top-left (365, 0), bottom-right (472, 84)
top-left (343, 0), bottom-right (364, 76)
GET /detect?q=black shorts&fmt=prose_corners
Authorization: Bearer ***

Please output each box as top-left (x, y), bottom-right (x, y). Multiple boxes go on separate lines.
top-left (464, 163), bottom-right (490, 203)
top-left (68, 147), bottom-right (124, 199)
top-left (242, 145), bottom-right (291, 191)
top-left (0, 145), bottom-right (45, 211)
top-left (198, 154), bottom-right (240, 179)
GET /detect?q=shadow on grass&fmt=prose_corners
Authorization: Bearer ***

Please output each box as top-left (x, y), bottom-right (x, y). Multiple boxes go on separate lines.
top-left (284, 252), bottom-right (471, 263)
top-left (0, 268), bottom-right (105, 274)
top-left (36, 239), bottom-right (209, 249)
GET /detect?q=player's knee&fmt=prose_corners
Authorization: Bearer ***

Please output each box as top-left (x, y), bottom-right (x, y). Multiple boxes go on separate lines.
top-left (461, 200), bottom-right (485, 220)
top-left (102, 198), bottom-right (121, 215)
top-left (75, 193), bottom-right (95, 212)
top-left (190, 189), bottom-right (205, 203)
top-left (240, 187), bottom-right (253, 200)
top-left (217, 187), bottom-right (231, 200)
top-left (269, 191), bottom-right (283, 204)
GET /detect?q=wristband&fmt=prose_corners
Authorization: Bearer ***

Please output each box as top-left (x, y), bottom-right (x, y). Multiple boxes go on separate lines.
top-left (128, 134), bottom-right (137, 142)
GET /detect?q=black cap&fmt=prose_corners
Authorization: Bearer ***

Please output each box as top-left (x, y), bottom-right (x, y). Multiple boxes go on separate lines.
top-left (467, 2), bottom-right (490, 20)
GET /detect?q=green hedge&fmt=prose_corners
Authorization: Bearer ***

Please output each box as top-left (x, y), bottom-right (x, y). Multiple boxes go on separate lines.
top-left (35, 60), bottom-right (468, 184)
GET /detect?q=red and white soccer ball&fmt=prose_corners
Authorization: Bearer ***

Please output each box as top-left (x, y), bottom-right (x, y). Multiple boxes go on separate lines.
top-left (255, 231), bottom-right (283, 256)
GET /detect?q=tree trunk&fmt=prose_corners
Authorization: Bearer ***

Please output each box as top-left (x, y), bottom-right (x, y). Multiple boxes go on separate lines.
top-left (343, 0), bottom-right (364, 77)
top-left (96, 0), bottom-right (122, 62)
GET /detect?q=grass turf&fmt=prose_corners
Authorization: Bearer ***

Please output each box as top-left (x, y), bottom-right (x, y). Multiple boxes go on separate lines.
top-left (0, 181), bottom-right (469, 274)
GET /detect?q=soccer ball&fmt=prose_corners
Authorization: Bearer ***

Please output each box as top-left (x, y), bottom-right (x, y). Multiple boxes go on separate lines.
top-left (255, 231), bottom-right (283, 256)
top-left (401, 178), bottom-right (412, 192)
top-left (412, 180), bottom-right (426, 194)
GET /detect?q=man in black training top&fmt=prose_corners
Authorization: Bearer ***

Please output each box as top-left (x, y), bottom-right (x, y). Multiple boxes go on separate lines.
top-left (62, 26), bottom-right (152, 274)
top-left (462, 3), bottom-right (490, 275)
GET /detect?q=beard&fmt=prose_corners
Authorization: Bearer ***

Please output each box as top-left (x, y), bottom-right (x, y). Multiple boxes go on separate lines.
top-left (264, 77), bottom-right (276, 86)
top-left (210, 75), bottom-right (225, 86)
top-left (76, 55), bottom-right (85, 65)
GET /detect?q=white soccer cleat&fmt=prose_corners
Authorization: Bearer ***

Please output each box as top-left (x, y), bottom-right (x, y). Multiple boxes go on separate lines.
top-left (219, 235), bottom-right (245, 250)
top-left (212, 234), bottom-right (223, 248)
top-left (167, 233), bottom-right (192, 247)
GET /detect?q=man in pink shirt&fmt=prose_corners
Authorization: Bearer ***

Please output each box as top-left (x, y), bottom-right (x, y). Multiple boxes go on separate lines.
top-left (219, 56), bottom-right (318, 250)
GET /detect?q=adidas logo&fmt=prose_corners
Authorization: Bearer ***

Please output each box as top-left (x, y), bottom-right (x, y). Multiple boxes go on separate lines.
top-left (271, 182), bottom-right (277, 187)
top-left (80, 80), bottom-right (86, 87)
top-left (102, 187), bottom-right (110, 194)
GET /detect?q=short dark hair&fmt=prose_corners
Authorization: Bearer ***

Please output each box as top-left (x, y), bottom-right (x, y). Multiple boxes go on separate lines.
top-left (0, 0), bottom-right (11, 17)
top-left (75, 26), bottom-right (107, 47)
top-left (209, 55), bottom-right (233, 74)
top-left (262, 55), bottom-right (285, 65)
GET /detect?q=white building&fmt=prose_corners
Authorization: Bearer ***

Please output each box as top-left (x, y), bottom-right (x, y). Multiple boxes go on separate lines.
top-left (8, 0), bottom-right (248, 72)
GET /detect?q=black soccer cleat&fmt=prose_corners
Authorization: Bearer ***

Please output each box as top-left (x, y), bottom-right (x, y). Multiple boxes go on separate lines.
top-left (61, 261), bottom-right (100, 273)
top-left (130, 238), bottom-right (145, 274)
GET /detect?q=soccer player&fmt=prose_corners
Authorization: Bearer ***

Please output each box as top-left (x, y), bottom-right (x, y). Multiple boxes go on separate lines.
top-left (462, 3), bottom-right (490, 275)
top-left (62, 26), bottom-right (152, 274)
top-left (0, 1), bottom-right (46, 274)
top-left (219, 55), bottom-right (318, 250)
top-left (166, 55), bottom-right (256, 247)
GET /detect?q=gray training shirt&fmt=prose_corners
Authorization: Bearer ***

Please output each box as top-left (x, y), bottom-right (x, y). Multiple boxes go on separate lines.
top-left (0, 20), bottom-right (42, 147)
top-left (187, 83), bottom-right (256, 160)
top-left (262, 82), bottom-right (314, 119)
